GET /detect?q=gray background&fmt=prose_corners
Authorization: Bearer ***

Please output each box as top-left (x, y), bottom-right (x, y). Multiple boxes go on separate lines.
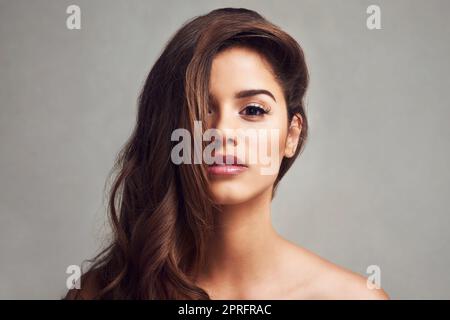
top-left (1, 0), bottom-right (449, 299)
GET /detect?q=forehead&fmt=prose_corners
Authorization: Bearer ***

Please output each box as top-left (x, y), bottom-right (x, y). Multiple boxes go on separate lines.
top-left (209, 46), bottom-right (284, 102)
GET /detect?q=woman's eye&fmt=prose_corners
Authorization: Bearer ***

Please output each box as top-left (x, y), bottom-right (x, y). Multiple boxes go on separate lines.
top-left (240, 104), bottom-right (269, 116)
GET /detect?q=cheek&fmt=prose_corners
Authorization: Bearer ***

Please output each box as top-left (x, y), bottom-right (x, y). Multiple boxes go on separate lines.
top-left (256, 118), bottom-right (288, 171)
top-left (278, 124), bottom-right (289, 159)
top-left (244, 117), bottom-right (288, 163)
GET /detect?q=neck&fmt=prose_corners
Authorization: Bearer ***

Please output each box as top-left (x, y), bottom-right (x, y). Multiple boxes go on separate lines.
top-left (198, 187), bottom-right (285, 289)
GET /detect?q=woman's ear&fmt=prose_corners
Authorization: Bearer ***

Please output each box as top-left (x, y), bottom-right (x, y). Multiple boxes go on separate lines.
top-left (284, 113), bottom-right (303, 158)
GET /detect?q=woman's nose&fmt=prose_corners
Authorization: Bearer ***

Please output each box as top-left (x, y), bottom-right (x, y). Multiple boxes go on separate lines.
top-left (207, 108), bottom-right (238, 147)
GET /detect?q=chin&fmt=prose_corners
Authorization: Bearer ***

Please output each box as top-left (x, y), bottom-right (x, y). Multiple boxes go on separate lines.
top-left (209, 185), bottom-right (252, 205)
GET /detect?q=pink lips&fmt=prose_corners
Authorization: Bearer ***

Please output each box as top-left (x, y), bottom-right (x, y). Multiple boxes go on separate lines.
top-left (207, 154), bottom-right (248, 176)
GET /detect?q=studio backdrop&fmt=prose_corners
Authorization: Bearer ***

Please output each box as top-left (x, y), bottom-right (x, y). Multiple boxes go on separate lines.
top-left (1, 0), bottom-right (449, 299)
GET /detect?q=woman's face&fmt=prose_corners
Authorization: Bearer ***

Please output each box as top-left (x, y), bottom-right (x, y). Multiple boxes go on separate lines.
top-left (205, 46), bottom-right (302, 205)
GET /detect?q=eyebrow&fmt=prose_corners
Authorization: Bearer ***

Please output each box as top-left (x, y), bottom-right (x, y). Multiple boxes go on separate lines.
top-left (234, 89), bottom-right (277, 103)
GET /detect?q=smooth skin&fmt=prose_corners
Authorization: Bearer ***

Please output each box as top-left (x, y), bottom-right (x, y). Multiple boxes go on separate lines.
top-left (194, 46), bottom-right (389, 300)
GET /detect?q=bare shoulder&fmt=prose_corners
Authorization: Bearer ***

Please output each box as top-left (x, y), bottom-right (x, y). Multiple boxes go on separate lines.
top-left (63, 269), bottom-right (101, 300)
top-left (311, 260), bottom-right (390, 300)
top-left (282, 240), bottom-right (389, 300)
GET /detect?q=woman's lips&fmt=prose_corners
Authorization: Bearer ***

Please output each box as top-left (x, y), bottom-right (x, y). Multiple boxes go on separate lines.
top-left (207, 164), bottom-right (248, 175)
top-left (206, 154), bottom-right (248, 175)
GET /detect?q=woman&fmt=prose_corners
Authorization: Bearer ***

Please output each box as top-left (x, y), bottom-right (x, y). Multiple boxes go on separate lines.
top-left (64, 7), bottom-right (389, 300)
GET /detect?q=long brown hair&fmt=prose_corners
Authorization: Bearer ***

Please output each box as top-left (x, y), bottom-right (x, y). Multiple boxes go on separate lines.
top-left (64, 7), bottom-right (309, 300)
